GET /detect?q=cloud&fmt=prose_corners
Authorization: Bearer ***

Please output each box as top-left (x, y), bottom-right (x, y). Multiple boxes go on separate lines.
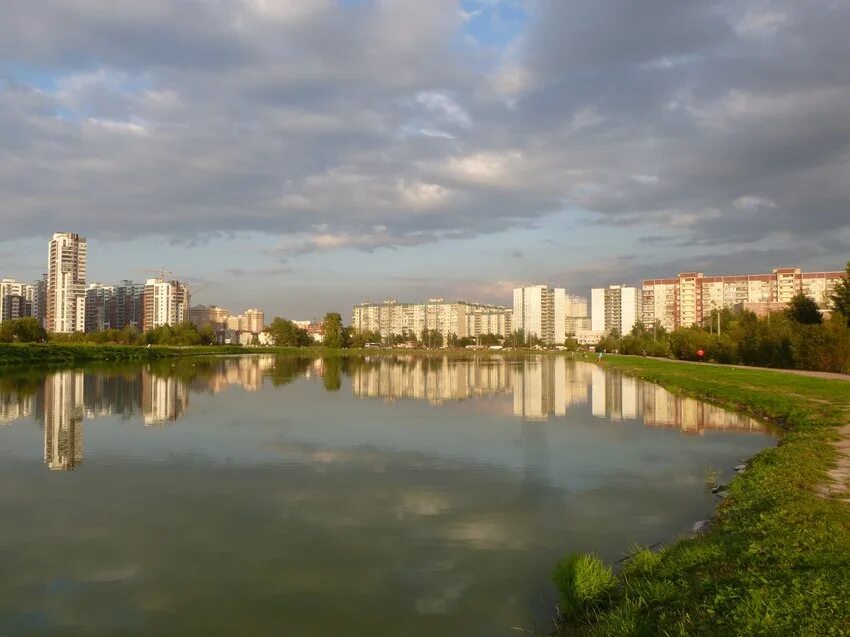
top-left (0, 0), bottom-right (848, 280)
top-left (415, 91), bottom-right (472, 128)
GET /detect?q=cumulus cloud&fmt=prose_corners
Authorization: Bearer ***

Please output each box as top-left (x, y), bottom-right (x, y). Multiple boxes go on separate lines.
top-left (0, 0), bottom-right (848, 274)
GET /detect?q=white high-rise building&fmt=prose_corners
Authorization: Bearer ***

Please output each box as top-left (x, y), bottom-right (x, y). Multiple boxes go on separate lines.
top-left (591, 285), bottom-right (641, 336)
top-left (46, 232), bottom-right (87, 333)
top-left (512, 285), bottom-right (566, 345)
top-left (143, 278), bottom-right (190, 329)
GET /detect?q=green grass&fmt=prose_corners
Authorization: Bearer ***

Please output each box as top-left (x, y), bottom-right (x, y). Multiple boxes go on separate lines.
top-left (559, 355), bottom-right (850, 636)
top-left (0, 343), bottom-right (256, 366)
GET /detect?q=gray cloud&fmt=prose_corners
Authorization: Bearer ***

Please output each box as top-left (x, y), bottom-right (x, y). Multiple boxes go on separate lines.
top-left (0, 0), bottom-right (848, 275)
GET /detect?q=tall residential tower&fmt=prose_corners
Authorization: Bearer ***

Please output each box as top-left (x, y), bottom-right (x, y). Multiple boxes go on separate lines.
top-left (46, 232), bottom-right (87, 333)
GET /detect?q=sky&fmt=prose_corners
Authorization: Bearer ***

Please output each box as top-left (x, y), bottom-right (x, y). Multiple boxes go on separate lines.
top-left (1, 0), bottom-right (849, 320)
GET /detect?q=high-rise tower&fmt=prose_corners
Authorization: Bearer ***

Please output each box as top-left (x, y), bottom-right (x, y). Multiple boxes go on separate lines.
top-left (46, 232), bottom-right (87, 333)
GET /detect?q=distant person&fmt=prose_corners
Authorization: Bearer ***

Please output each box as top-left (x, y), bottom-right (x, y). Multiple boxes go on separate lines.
top-left (597, 351), bottom-right (603, 362)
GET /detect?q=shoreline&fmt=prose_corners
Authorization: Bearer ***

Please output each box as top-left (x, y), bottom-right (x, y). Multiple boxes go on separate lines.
top-left (557, 355), bottom-right (850, 635)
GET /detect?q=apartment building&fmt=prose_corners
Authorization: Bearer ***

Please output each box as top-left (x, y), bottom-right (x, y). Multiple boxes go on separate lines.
top-left (352, 298), bottom-right (513, 342)
top-left (188, 305), bottom-right (230, 330)
top-left (513, 285), bottom-right (566, 345)
top-left (0, 278), bottom-right (36, 322)
top-left (564, 294), bottom-right (590, 335)
top-left (85, 281), bottom-right (146, 332)
top-left (591, 285), bottom-right (641, 335)
top-left (143, 278), bottom-right (190, 330)
top-left (188, 305), bottom-right (265, 334)
top-left (240, 308), bottom-right (265, 333)
top-left (46, 232), bottom-right (87, 333)
top-left (84, 284), bottom-right (115, 332)
top-left (642, 267), bottom-right (846, 329)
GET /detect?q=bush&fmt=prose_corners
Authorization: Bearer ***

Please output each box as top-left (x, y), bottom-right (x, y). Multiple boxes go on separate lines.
top-left (552, 553), bottom-right (617, 619)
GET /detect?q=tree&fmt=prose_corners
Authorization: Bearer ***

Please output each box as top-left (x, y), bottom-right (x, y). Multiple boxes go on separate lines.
top-left (786, 293), bottom-right (822, 325)
top-left (420, 328), bottom-right (443, 348)
top-left (266, 317), bottom-right (311, 347)
top-left (0, 317), bottom-right (47, 343)
top-left (508, 329), bottom-right (526, 347)
top-left (830, 261), bottom-right (850, 326)
top-left (322, 313), bottom-right (344, 349)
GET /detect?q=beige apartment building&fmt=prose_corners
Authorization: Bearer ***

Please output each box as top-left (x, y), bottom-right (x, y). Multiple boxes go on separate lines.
top-left (188, 305), bottom-right (230, 330)
top-left (239, 308), bottom-right (265, 333)
top-left (189, 305), bottom-right (264, 334)
top-left (352, 298), bottom-right (513, 341)
top-left (642, 267), bottom-right (846, 330)
top-left (46, 232), bottom-right (87, 333)
top-left (143, 278), bottom-right (190, 330)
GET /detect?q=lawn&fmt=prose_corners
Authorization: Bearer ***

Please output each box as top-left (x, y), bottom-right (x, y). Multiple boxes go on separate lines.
top-left (557, 355), bottom-right (850, 636)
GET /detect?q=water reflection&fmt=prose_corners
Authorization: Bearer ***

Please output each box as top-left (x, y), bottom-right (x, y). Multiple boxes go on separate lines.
top-left (0, 355), bottom-right (766, 472)
top-left (352, 356), bottom-right (766, 433)
top-left (0, 355), bottom-right (776, 635)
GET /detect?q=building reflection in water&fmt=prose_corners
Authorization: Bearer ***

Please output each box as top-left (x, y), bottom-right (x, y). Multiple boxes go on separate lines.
top-left (2, 355), bottom-right (767, 472)
top-left (3, 356), bottom-right (278, 470)
top-left (43, 370), bottom-right (85, 470)
top-left (351, 356), bottom-right (766, 434)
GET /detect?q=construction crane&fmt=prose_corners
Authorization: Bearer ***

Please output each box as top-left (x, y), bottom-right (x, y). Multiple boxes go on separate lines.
top-left (141, 268), bottom-right (174, 281)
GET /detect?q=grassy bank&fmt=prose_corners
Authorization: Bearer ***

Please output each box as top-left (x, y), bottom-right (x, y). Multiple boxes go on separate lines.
top-left (557, 355), bottom-right (850, 636)
top-left (0, 343), bottom-right (257, 366)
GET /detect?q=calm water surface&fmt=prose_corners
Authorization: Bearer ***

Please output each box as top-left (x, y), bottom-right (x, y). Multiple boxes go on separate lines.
top-left (0, 355), bottom-right (775, 636)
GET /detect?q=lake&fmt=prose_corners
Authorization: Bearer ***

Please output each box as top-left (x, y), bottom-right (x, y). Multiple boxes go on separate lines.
top-left (0, 354), bottom-right (774, 636)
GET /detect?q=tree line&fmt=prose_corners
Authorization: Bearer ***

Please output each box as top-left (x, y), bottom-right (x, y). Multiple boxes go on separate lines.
top-left (590, 262), bottom-right (850, 373)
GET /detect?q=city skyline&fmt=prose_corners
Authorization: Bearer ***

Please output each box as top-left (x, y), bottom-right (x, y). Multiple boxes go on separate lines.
top-left (2, 2), bottom-right (849, 317)
top-left (1, 231), bottom-right (845, 340)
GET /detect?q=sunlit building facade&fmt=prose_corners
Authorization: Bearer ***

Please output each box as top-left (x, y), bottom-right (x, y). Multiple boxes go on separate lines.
top-left (642, 267), bottom-right (846, 330)
top-left (352, 298), bottom-right (513, 342)
top-left (513, 285), bottom-right (566, 345)
top-left (591, 285), bottom-right (641, 335)
top-left (46, 232), bottom-right (87, 333)
top-left (143, 278), bottom-right (190, 329)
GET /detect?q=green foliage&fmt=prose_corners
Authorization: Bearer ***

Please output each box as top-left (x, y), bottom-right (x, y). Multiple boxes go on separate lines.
top-left (596, 304), bottom-right (850, 373)
top-left (347, 329), bottom-right (382, 348)
top-left (322, 312), bottom-right (344, 349)
top-left (143, 322), bottom-right (208, 346)
top-left (830, 260), bottom-right (850, 326)
top-left (558, 356), bottom-right (850, 636)
top-left (786, 293), bottom-right (823, 324)
top-left (507, 329), bottom-right (526, 347)
top-left (266, 317), bottom-right (312, 347)
top-left (553, 553), bottom-right (617, 619)
top-left (0, 343), bottom-right (247, 366)
top-left (419, 328), bottom-right (444, 348)
top-left (0, 317), bottom-right (47, 343)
